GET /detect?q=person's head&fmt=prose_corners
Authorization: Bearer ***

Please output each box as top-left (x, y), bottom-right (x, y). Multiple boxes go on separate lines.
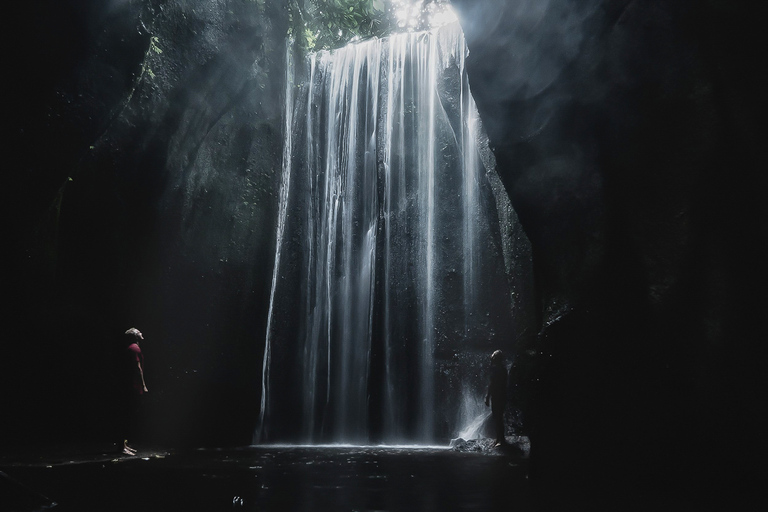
top-left (125, 327), bottom-right (144, 343)
top-left (491, 349), bottom-right (503, 364)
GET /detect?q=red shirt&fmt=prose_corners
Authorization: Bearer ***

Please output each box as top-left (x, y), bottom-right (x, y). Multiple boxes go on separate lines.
top-left (127, 342), bottom-right (145, 394)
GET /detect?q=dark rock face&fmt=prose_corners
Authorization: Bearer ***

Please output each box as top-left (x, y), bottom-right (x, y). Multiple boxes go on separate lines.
top-left (452, 0), bottom-right (766, 506)
top-left (6, 0), bottom-right (289, 448)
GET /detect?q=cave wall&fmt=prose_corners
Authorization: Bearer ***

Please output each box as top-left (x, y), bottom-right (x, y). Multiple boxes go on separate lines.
top-left (5, 0), bottom-right (289, 448)
top-left (452, 0), bottom-right (766, 505)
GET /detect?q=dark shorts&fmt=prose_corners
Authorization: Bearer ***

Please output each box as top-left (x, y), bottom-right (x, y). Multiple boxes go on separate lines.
top-left (122, 391), bottom-right (143, 440)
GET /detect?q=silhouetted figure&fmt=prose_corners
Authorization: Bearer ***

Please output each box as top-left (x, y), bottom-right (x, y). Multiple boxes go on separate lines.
top-left (485, 349), bottom-right (508, 447)
top-left (122, 327), bottom-right (148, 455)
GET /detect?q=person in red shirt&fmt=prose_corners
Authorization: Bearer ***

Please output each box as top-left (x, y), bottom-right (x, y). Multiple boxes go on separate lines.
top-left (123, 327), bottom-right (148, 455)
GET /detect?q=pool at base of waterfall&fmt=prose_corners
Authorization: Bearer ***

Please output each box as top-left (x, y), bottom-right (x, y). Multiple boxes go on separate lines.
top-left (2, 444), bottom-right (531, 511)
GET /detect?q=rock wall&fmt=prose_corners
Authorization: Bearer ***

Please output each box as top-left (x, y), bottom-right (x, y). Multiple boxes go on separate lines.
top-left (452, 0), bottom-right (766, 506)
top-left (6, 0), bottom-right (289, 448)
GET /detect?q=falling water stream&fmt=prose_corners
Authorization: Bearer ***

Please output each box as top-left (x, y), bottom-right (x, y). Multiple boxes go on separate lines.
top-left (257, 22), bottom-right (517, 444)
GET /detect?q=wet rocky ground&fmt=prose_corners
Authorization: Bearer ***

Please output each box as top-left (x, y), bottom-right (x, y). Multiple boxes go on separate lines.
top-left (1, 443), bottom-right (532, 511)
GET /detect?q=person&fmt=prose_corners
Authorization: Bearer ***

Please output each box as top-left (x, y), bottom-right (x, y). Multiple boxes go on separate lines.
top-left (122, 327), bottom-right (148, 455)
top-left (485, 349), bottom-right (508, 447)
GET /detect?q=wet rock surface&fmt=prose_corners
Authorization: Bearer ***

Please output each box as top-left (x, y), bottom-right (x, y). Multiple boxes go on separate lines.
top-left (450, 435), bottom-right (530, 458)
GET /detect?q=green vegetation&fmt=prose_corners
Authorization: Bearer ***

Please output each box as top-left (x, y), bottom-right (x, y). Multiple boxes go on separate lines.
top-left (289, 0), bottom-right (390, 51)
top-left (290, 0), bottom-right (451, 51)
top-left (149, 36), bottom-right (163, 54)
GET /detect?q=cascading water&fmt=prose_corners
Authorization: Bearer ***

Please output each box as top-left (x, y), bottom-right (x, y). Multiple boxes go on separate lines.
top-left (257, 22), bottom-right (523, 445)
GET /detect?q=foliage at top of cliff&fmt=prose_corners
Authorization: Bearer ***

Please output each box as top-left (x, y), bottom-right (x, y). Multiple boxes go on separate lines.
top-left (291, 0), bottom-right (455, 51)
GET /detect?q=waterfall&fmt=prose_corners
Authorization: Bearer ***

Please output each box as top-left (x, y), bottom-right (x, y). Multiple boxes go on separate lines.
top-left (257, 22), bottom-right (518, 444)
